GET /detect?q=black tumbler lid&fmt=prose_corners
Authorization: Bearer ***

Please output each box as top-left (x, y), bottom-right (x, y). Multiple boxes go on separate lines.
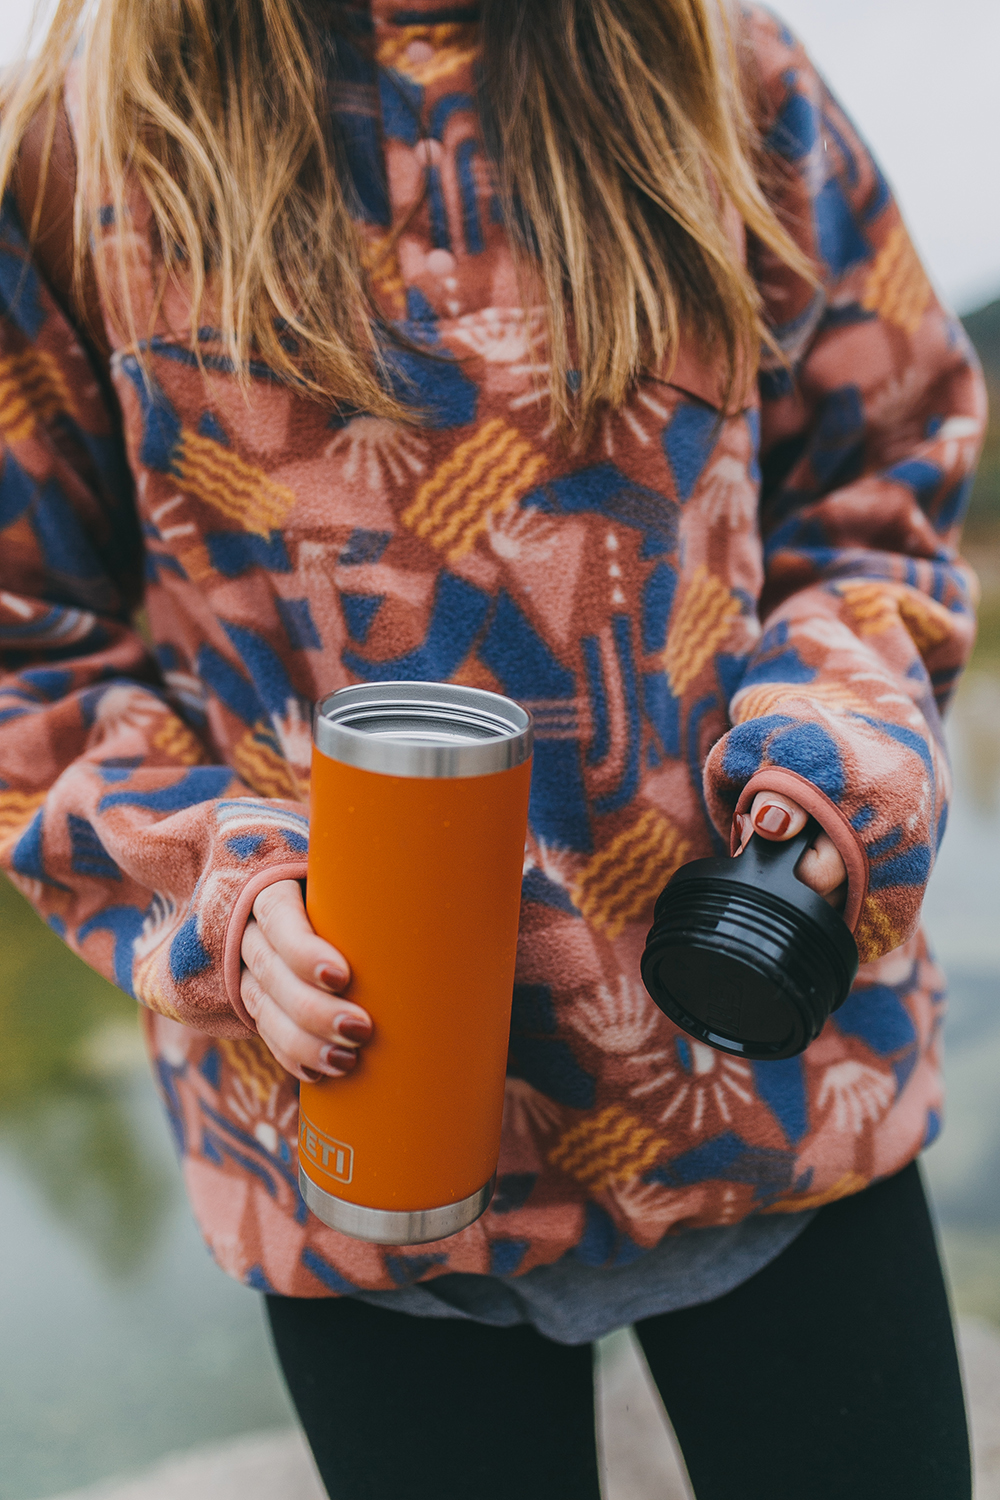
top-left (640, 820), bottom-right (859, 1060)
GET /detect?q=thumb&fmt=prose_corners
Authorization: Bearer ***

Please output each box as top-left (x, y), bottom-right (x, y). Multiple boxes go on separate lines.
top-left (748, 790), bottom-right (808, 843)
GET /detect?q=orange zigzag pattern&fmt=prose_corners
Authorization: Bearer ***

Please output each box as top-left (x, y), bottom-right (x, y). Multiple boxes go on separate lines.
top-left (402, 418), bottom-right (546, 561)
top-left (548, 1104), bottom-right (666, 1190)
top-left (663, 566), bottom-right (740, 696)
top-left (732, 679), bottom-right (869, 724)
top-left (0, 789), bottom-right (47, 848)
top-left (173, 430), bottom-right (297, 536)
top-left (231, 730), bottom-right (301, 800)
top-left (152, 719), bottom-right (206, 767)
top-left (572, 808), bottom-right (691, 939)
top-left (0, 349), bottom-right (75, 442)
top-left (376, 25), bottom-right (479, 86)
top-left (862, 225), bottom-right (932, 335)
top-left (854, 899), bottom-right (905, 967)
top-left (361, 234), bottom-right (406, 319)
top-left (764, 1170), bottom-right (868, 1214)
top-left (219, 1037), bottom-right (289, 1103)
top-left (838, 581), bottom-right (951, 654)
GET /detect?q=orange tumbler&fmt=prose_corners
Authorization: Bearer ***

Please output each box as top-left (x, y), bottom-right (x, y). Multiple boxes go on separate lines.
top-left (300, 683), bottom-right (533, 1245)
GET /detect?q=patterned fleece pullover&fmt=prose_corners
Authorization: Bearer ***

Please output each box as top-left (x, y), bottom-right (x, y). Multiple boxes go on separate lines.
top-left (0, 2), bottom-right (985, 1295)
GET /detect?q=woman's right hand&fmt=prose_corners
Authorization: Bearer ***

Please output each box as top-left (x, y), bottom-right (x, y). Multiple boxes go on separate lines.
top-left (240, 879), bottom-right (373, 1083)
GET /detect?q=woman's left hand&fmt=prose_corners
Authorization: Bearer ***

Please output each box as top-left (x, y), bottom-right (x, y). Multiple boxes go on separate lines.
top-left (737, 793), bottom-right (848, 911)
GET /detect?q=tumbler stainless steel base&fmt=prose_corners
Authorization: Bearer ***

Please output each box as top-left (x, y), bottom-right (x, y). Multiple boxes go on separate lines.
top-left (298, 1170), bottom-right (496, 1245)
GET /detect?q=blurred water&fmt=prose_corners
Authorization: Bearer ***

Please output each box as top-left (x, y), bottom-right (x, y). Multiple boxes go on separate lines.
top-left (922, 670), bottom-right (1000, 1323)
top-left (0, 883), bottom-right (295, 1500)
top-left (0, 671), bottom-right (999, 1500)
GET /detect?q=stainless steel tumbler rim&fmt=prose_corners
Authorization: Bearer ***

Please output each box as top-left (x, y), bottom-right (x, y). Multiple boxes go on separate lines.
top-left (298, 1170), bottom-right (496, 1244)
top-left (314, 682), bottom-right (532, 778)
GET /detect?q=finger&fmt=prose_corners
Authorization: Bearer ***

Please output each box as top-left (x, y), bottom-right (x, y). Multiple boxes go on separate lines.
top-left (241, 917), bottom-right (374, 1046)
top-left (749, 791), bottom-right (808, 842)
top-left (252, 879), bottom-right (351, 994)
top-left (795, 830), bottom-right (848, 908)
top-left (240, 968), bottom-right (361, 1081)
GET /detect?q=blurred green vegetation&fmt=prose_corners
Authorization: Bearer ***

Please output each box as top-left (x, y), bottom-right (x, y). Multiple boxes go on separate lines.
top-left (972, 579), bottom-right (1000, 666)
top-left (965, 397), bottom-right (1000, 540)
top-left (0, 875), bottom-right (171, 1277)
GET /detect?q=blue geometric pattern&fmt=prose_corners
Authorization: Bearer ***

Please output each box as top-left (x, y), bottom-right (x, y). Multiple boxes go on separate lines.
top-left (662, 402), bottom-right (719, 501)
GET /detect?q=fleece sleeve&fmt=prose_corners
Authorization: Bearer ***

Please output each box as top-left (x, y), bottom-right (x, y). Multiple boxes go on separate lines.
top-left (704, 8), bottom-right (986, 963)
top-left (0, 192), bottom-right (307, 1036)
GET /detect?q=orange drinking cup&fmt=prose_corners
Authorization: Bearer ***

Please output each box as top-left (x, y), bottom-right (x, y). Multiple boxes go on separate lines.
top-left (300, 683), bottom-right (533, 1245)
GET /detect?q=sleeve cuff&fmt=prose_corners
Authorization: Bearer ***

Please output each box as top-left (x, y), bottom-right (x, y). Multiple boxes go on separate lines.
top-left (221, 860), bottom-right (310, 1028)
top-left (730, 768), bottom-right (869, 934)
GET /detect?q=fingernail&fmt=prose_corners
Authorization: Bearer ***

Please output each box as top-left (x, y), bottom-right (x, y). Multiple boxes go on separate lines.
top-left (300, 1067), bottom-right (324, 1083)
top-left (318, 1044), bottom-right (358, 1076)
top-left (334, 1013), bottom-right (372, 1045)
top-left (756, 804), bottom-right (791, 837)
top-left (316, 963), bottom-right (349, 993)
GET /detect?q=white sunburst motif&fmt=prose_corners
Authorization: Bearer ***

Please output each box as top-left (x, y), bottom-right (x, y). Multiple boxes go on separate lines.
top-left (646, 1041), bottom-right (755, 1132)
top-left (794, 616), bottom-right (874, 660)
top-left (494, 315), bottom-right (557, 425)
top-left (530, 838), bottom-right (577, 895)
top-left (717, 1185), bottom-right (741, 1224)
top-left (571, 976), bottom-right (661, 1054)
top-left (508, 370), bottom-right (555, 425)
top-left (599, 388), bottom-right (673, 458)
top-left (487, 505), bottom-right (561, 563)
top-left (934, 415), bottom-right (984, 483)
top-left (450, 307), bottom-right (548, 366)
top-left (224, 1070), bottom-right (298, 1156)
top-left (601, 1174), bottom-right (678, 1236)
top-left (816, 1061), bottom-right (896, 1134)
top-left (698, 454), bottom-right (758, 529)
top-left (297, 540), bottom-right (333, 571)
top-left (272, 699), bottom-right (313, 780)
top-left (132, 891), bottom-right (179, 962)
top-left (93, 684), bottom-right (168, 733)
top-left (149, 1014), bottom-right (192, 1068)
top-left (324, 417), bottom-right (429, 489)
top-left (502, 1077), bottom-right (565, 1142)
top-left (869, 684), bottom-right (921, 716)
top-left (5, 872), bottom-right (51, 908)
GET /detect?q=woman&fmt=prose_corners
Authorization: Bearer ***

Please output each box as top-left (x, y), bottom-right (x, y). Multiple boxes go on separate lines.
top-left (0, 1), bottom-right (984, 1495)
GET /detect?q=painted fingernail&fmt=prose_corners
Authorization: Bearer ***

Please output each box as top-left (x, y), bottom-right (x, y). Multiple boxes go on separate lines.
top-left (756, 804), bottom-right (791, 837)
top-left (334, 1014), bottom-right (372, 1045)
top-left (318, 1044), bottom-right (358, 1075)
top-left (316, 963), bottom-right (349, 993)
top-left (300, 1067), bottom-right (324, 1083)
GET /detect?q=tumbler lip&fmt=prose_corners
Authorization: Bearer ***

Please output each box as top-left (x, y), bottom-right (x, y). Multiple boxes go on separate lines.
top-left (313, 682), bottom-right (534, 778)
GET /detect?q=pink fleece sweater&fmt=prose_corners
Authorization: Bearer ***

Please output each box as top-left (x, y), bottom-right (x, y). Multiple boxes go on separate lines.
top-left (0, 2), bottom-right (984, 1293)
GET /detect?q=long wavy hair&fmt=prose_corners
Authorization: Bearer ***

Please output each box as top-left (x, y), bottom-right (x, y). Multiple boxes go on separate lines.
top-left (0, 0), bottom-right (812, 426)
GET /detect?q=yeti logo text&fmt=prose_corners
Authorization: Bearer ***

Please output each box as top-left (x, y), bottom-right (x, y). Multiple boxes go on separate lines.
top-left (300, 1117), bottom-right (354, 1185)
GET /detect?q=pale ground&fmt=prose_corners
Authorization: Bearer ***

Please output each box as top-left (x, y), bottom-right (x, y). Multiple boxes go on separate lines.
top-left (37, 1318), bottom-right (1000, 1500)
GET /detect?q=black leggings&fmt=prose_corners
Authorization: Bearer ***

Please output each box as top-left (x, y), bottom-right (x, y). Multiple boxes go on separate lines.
top-left (266, 1162), bottom-right (970, 1499)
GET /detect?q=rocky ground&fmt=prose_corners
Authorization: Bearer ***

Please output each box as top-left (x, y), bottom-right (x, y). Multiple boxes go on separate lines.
top-left (41, 1318), bottom-right (1000, 1500)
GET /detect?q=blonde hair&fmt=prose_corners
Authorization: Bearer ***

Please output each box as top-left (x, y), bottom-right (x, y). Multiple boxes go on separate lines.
top-left (0, 0), bottom-right (812, 427)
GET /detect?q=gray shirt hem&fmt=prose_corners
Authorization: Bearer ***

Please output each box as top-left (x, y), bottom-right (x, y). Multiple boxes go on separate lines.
top-left (348, 1210), bottom-right (817, 1345)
